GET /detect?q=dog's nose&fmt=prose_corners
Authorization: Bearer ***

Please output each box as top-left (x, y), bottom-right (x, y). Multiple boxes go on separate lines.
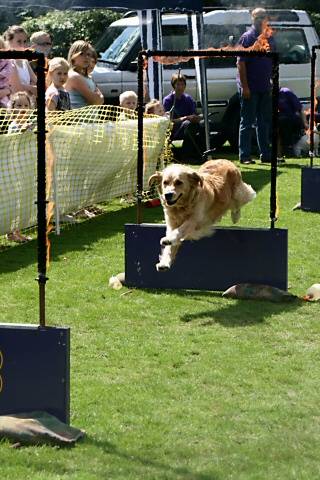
top-left (164, 192), bottom-right (174, 202)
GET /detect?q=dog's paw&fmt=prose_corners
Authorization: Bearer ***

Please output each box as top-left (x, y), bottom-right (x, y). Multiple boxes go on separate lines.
top-left (156, 262), bottom-right (170, 271)
top-left (160, 236), bottom-right (172, 246)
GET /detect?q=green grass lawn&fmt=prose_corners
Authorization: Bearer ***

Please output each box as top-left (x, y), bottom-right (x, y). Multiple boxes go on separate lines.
top-left (1, 157), bottom-right (320, 480)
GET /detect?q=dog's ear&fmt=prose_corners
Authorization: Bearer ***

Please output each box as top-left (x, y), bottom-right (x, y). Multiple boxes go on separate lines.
top-left (148, 172), bottom-right (162, 188)
top-left (188, 171), bottom-right (203, 188)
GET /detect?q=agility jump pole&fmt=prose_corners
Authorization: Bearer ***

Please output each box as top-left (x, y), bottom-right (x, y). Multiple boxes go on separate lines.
top-left (0, 50), bottom-right (47, 327)
top-left (310, 45), bottom-right (320, 168)
top-left (137, 48), bottom-right (280, 229)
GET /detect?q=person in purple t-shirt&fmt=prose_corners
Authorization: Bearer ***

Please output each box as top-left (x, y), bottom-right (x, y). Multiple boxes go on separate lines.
top-left (278, 86), bottom-right (307, 157)
top-left (237, 7), bottom-right (274, 164)
top-left (163, 73), bottom-right (201, 159)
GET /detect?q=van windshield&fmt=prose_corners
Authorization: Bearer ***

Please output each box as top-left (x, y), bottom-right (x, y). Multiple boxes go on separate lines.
top-left (99, 26), bottom-right (140, 64)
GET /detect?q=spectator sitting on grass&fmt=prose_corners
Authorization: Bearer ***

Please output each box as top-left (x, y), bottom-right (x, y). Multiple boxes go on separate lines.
top-left (145, 99), bottom-right (166, 116)
top-left (118, 90), bottom-right (137, 119)
top-left (278, 86), bottom-right (307, 158)
top-left (119, 90), bottom-right (137, 110)
top-left (163, 73), bottom-right (201, 161)
top-left (7, 90), bottom-right (34, 134)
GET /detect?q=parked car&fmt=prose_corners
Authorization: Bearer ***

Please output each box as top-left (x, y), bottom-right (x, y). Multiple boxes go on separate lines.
top-left (93, 8), bottom-right (320, 149)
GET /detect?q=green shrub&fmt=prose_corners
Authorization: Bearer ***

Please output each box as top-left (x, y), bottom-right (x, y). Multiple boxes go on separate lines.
top-left (21, 9), bottom-right (121, 58)
top-left (310, 12), bottom-right (320, 38)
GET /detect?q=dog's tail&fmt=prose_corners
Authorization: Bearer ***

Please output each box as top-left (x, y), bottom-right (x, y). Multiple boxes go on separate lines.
top-left (233, 182), bottom-right (256, 206)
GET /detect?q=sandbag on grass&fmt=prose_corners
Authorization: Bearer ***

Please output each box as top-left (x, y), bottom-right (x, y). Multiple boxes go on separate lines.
top-left (0, 411), bottom-right (85, 447)
top-left (222, 283), bottom-right (298, 302)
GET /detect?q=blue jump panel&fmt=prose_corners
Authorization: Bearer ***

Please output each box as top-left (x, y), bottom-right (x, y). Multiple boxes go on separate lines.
top-left (125, 223), bottom-right (288, 291)
top-left (0, 324), bottom-right (70, 424)
top-left (301, 166), bottom-right (320, 212)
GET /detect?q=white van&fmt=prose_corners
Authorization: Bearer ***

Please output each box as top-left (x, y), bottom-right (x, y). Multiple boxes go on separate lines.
top-left (93, 8), bottom-right (320, 148)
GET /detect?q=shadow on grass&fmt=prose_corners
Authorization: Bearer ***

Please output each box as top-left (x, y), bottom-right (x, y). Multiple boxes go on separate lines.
top-left (240, 165), bottom-right (282, 194)
top-left (180, 294), bottom-right (304, 327)
top-left (280, 161), bottom-right (313, 170)
top-left (85, 437), bottom-right (219, 480)
top-left (137, 288), bottom-right (304, 326)
top-left (0, 204), bottom-right (165, 274)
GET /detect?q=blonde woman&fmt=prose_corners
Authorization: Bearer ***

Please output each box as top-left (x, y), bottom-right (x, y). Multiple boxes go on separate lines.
top-left (4, 25), bottom-right (37, 97)
top-left (46, 57), bottom-right (71, 111)
top-left (65, 40), bottom-right (103, 109)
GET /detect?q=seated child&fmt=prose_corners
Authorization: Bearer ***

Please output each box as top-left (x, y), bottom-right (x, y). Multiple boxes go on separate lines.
top-left (46, 57), bottom-right (71, 111)
top-left (8, 91), bottom-right (34, 134)
top-left (6, 91), bottom-right (34, 242)
top-left (145, 99), bottom-right (166, 116)
top-left (118, 90), bottom-right (137, 119)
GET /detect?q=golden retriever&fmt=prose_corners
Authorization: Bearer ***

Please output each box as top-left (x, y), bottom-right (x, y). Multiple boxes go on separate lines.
top-left (149, 159), bottom-right (256, 271)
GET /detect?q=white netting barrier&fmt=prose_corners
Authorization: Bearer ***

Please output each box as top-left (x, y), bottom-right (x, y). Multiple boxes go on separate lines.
top-left (0, 105), bottom-right (170, 236)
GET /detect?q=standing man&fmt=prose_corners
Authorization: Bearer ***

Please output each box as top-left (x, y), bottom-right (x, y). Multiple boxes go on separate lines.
top-left (29, 31), bottom-right (52, 73)
top-left (237, 8), bottom-right (274, 164)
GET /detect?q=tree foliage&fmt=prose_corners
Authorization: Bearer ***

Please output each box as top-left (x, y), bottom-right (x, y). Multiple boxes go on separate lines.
top-left (203, 0), bottom-right (320, 12)
top-left (203, 1), bottom-right (320, 37)
top-left (0, 3), bottom-right (319, 59)
top-left (20, 9), bottom-right (121, 58)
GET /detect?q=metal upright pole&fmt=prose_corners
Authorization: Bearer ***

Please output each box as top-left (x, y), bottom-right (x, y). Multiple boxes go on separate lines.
top-left (310, 46), bottom-right (317, 168)
top-left (270, 53), bottom-right (279, 229)
top-left (35, 52), bottom-right (48, 327)
top-left (137, 51), bottom-right (145, 225)
top-left (197, 12), bottom-right (210, 152)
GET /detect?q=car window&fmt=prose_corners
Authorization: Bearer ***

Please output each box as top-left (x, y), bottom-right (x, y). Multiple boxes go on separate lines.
top-left (203, 24), bottom-right (247, 68)
top-left (162, 24), bottom-right (195, 69)
top-left (273, 28), bottom-right (310, 64)
top-left (99, 26), bottom-right (140, 64)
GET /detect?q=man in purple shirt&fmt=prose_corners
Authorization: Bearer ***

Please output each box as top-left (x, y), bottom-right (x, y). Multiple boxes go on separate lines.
top-left (237, 7), bottom-right (274, 164)
top-left (163, 73), bottom-right (201, 159)
top-left (278, 86), bottom-right (307, 156)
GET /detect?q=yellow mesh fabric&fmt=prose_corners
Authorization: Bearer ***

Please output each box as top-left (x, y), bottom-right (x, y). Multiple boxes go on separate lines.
top-left (0, 105), bottom-right (170, 239)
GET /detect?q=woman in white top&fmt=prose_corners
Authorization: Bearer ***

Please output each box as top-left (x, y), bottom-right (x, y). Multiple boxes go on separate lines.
top-left (65, 40), bottom-right (103, 109)
top-left (4, 25), bottom-right (37, 97)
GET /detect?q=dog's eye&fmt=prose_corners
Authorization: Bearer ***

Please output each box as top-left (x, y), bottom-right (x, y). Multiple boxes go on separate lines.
top-left (163, 180), bottom-right (169, 186)
top-left (174, 180), bottom-right (183, 186)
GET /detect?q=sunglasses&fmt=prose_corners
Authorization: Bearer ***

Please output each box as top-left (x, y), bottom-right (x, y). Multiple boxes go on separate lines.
top-left (36, 42), bottom-right (52, 46)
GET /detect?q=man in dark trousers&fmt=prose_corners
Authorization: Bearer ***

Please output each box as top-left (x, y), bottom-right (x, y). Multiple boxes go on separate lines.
top-left (278, 86), bottom-right (307, 157)
top-left (237, 7), bottom-right (275, 164)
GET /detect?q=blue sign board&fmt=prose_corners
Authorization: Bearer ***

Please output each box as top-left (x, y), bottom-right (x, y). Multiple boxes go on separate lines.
top-left (0, 324), bottom-right (70, 424)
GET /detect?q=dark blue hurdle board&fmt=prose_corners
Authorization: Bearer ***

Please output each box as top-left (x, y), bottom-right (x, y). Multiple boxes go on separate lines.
top-left (125, 223), bottom-right (288, 291)
top-left (301, 166), bottom-right (320, 212)
top-left (0, 324), bottom-right (70, 424)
